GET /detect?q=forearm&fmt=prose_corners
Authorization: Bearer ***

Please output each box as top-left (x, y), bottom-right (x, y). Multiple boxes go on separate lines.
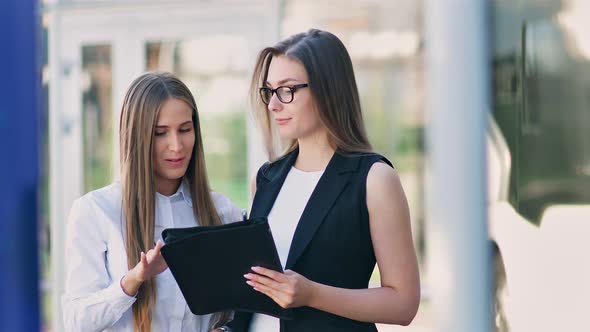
top-left (121, 271), bottom-right (143, 296)
top-left (62, 280), bottom-right (136, 331)
top-left (308, 282), bottom-right (419, 325)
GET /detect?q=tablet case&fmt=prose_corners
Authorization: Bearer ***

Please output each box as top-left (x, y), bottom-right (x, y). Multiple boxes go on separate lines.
top-left (161, 217), bottom-right (293, 320)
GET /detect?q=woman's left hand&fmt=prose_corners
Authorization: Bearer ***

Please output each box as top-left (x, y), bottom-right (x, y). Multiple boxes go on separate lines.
top-left (244, 266), bottom-right (316, 308)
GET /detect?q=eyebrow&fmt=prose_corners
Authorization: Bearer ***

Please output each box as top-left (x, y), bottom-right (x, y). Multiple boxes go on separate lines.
top-left (265, 78), bottom-right (301, 87)
top-left (155, 120), bottom-right (193, 128)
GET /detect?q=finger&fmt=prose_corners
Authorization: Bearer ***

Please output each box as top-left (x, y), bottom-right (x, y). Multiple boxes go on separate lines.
top-left (251, 266), bottom-right (288, 282)
top-left (244, 273), bottom-right (282, 290)
top-left (145, 249), bottom-right (155, 262)
top-left (140, 252), bottom-right (148, 267)
top-left (252, 285), bottom-right (280, 304)
top-left (248, 281), bottom-right (289, 308)
top-left (152, 255), bottom-right (168, 274)
top-left (284, 269), bottom-right (298, 276)
top-left (153, 251), bottom-right (167, 266)
top-left (248, 280), bottom-right (279, 298)
top-left (153, 240), bottom-right (163, 256)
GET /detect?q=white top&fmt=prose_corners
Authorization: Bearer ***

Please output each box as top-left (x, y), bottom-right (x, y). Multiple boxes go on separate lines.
top-left (62, 180), bottom-right (242, 332)
top-left (250, 166), bottom-right (324, 332)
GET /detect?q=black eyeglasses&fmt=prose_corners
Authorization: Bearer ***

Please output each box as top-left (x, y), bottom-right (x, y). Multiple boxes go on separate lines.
top-left (259, 83), bottom-right (309, 105)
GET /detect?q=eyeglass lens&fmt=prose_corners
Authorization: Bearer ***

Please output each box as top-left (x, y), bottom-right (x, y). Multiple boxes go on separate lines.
top-left (260, 87), bottom-right (293, 104)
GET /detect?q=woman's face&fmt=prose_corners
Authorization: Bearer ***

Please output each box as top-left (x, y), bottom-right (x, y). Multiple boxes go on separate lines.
top-left (152, 97), bottom-right (195, 194)
top-left (265, 55), bottom-right (324, 140)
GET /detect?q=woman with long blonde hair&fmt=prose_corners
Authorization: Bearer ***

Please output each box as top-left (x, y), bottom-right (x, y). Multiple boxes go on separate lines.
top-left (62, 72), bottom-right (240, 331)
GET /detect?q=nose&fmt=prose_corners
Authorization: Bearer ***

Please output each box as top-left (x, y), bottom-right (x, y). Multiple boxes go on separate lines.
top-left (267, 93), bottom-right (283, 113)
top-left (168, 133), bottom-right (183, 152)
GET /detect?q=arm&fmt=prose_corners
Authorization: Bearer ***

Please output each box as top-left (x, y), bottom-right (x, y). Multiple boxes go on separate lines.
top-left (61, 198), bottom-right (136, 331)
top-left (62, 198), bottom-right (168, 331)
top-left (244, 163), bottom-right (421, 325)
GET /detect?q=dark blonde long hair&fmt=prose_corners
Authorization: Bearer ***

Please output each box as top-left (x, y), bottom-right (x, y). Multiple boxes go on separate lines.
top-left (119, 72), bottom-right (226, 331)
top-left (250, 28), bottom-right (373, 160)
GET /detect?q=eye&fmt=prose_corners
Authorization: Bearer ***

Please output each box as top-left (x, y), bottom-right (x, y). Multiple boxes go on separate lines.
top-left (154, 131), bottom-right (166, 136)
top-left (179, 127), bottom-right (192, 133)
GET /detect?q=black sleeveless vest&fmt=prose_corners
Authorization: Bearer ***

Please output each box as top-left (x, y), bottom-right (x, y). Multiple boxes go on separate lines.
top-left (230, 149), bottom-right (392, 332)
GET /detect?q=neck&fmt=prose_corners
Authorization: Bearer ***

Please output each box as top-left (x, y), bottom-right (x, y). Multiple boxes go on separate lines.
top-left (295, 133), bottom-right (335, 172)
top-left (156, 177), bottom-right (182, 196)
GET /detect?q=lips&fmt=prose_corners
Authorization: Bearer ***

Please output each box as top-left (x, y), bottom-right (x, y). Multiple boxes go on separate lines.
top-left (165, 157), bottom-right (185, 167)
top-left (275, 117), bottom-right (291, 125)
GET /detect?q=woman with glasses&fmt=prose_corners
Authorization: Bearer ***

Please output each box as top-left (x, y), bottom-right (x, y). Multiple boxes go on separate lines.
top-left (231, 29), bottom-right (420, 332)
top-left (62, 72), bottom-right (241, 332)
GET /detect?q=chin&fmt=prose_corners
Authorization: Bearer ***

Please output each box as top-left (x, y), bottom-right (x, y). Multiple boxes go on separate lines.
top-left (164, 170), bottom-right (187, 180)
top-left (278, 128), bottom-right (298, 140)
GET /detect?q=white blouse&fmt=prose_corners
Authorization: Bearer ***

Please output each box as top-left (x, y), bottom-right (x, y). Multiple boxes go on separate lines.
top-left (62, 181), bottom-right (242, 332)
top-left (250, 166), bottom-right (324, 332)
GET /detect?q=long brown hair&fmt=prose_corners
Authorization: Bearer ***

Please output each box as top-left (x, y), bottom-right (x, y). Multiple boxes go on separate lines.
top-left (250, 28), bottom-right (373, 160)
top-left (119, 72), bottom-right (225, 331)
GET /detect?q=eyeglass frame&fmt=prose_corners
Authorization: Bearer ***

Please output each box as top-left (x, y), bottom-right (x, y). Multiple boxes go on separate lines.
top-left (258, 83), bottom-right (309, 105)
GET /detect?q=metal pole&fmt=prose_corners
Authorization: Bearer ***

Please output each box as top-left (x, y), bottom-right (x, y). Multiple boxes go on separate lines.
top-left (0, 0), bottom-right (41, 330)
top-left (424, 1), bottom-right (491, 331)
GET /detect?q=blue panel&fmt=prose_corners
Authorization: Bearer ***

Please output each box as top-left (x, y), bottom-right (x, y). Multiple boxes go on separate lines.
top-left (0, 0), bottom-right (41, 330)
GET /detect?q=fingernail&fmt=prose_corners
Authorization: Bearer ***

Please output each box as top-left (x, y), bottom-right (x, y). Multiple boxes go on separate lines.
top-left (251, 266), bottom-right (260, 271)
top-left (246, 281), bottom-right (254, 286)
top-left (243, 274), bottom-right (251, 279)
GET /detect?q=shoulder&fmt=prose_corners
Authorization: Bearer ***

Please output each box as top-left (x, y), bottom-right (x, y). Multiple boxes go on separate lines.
top-left (367, 161), bottom-right (401, 189)
top-left (67, 182), bottom-right (122, 241)
top-left (255, 161), bottom-right (271, 182)
top-left (68, 182), bottom-right (123, 228)
top-left (366, 161), bottom-right (402, 197)
top-left (357, 152), bottom-right (394, 169)
top-left (257, 149), bottom-right (297, 180)
top-left (210, 192), bottom-right (243, 224)
top-left (80, 182), bottom-right (122, 214)
top-left (334, 151), bottom-right (394, 174)
top-left (256, 159), bottom-right (277, 180)
top-left (86, 182), bottom-right (122, 208)
top-left (365, 162), bottom-right (411, 229)
top-left (72, 182), bottom-right (120, 211)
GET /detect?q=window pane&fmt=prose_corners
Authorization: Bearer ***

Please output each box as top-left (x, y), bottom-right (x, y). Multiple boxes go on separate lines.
top-left (82, 45), bottom-right (113, 192)
top-left (146, 37), bottom-right (250, 209)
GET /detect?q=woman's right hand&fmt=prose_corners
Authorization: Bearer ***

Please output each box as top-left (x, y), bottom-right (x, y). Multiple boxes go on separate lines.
top-left (132, 239), bottom-right (168, 281)
top-left (121, 240), bottom-right (168, 296)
